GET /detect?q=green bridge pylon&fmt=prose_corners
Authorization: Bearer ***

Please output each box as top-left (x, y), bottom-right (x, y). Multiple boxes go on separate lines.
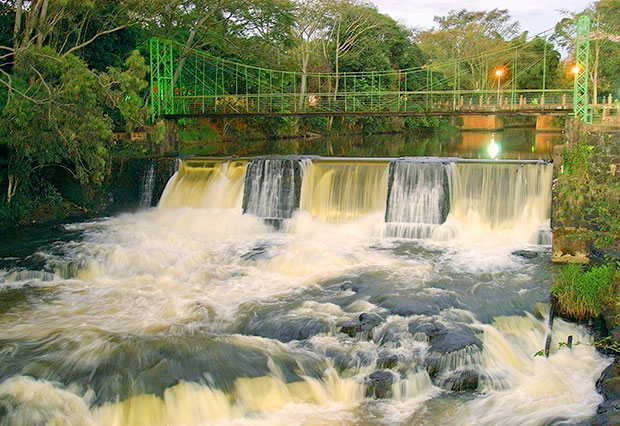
top-left (149, 30), bottom-right (577, 119)
top-left (573, 15), bottom-right (592, 124)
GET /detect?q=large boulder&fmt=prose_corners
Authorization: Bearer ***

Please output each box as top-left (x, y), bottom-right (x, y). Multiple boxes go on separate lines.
top-left (366, 370), bottom-right (396, 399)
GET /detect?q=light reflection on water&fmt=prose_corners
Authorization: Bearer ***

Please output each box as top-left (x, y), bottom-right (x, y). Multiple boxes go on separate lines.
top-left (187, 128), bottom-right (560, 160)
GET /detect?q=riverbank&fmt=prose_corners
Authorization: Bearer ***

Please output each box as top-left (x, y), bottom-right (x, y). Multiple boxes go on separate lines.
top-left (551, 123), bottom-right (620, 425)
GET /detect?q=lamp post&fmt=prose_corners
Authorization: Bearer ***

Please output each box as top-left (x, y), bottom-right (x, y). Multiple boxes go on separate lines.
top-left (495, 68), bottom-right (504, 105)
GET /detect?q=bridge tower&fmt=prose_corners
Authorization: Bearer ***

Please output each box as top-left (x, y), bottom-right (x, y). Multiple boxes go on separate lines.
top-left (149, 38), bottom-right (174, 120)
top-left (573, 15), bottom-right (592, 124)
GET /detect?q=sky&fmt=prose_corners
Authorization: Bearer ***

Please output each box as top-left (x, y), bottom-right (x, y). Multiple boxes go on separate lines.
top-left (369, 0), bottom-right (592, 36)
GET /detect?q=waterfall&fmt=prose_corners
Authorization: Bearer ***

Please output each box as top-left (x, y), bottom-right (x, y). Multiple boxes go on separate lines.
top-left (299, 161), bottom-right (389, 223)
top-left (242, 158), bottom-right (302, 224)
top-left (139, 159), bottom-right (156, 209)
top-left (448, 163), bottom-right (553, 240)
top-left (156, 157), bottom-right (552, 243)
top-left (158, 160), bottom-right (247, 210)
top-left (385, 161), bottom-right (453, 239)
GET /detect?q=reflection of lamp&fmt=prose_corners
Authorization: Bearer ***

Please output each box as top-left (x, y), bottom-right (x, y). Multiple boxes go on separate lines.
top-left (488, 136), bottom-right (500, 159)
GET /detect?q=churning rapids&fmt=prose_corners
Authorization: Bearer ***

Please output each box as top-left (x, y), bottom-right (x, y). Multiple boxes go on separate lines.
top-left (0, 156), bottom-right (610, 426)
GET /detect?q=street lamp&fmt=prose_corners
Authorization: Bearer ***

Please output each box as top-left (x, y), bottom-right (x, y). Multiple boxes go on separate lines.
top-left (495, 68), bottom-right (504, 105)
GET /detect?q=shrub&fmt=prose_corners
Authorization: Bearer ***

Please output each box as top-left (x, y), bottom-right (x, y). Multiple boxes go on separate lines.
top-left (552, 263), bottom-right (618, 320)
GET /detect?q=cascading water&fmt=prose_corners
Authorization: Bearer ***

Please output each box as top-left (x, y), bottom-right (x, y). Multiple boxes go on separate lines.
top-left (300, 161), bottom-right (389, 223)
top-left (0, 155), bottom-right (608, 426)
top-left (158, 159), bottom-right (247, 210)
top-left (447, 162), bottom-right (553, 242)
top-left (385, 160), bottom-right (453, 239)
top-left (242, 158), bottom-right (303, 224)
top-left (139, 159), bottom-right (156, 209)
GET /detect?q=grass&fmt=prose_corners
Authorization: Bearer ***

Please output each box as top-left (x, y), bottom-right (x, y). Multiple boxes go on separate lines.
top-left (552, 263), bottom-right (619, 320)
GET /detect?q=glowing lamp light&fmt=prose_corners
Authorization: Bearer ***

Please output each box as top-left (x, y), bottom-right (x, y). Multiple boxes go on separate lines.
top-left (488, 137), bottom-right (501, 159)
top-left (495, 68), bottom-right (504, 78)
top-left (571, 65), bottom-right (580, 75)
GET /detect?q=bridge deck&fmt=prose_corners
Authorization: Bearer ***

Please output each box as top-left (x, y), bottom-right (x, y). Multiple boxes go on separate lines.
top-left (164, 104), bottom-right (573, 118)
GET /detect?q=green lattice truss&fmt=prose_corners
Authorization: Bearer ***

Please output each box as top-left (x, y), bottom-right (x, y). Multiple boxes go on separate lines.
top-left (573, 15), bottom-right (592, 124)
top-left (149, 29), bottom-right (577, 119)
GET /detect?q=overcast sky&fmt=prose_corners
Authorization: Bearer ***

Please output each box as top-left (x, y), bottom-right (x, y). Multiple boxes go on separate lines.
top-left (369, 0), bottom-right (592, 36)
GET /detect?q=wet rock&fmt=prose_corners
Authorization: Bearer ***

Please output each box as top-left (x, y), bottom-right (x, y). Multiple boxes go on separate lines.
top-left (512, 250), bottom-right (540, 259)
top-left (339, 313), bottom-right (383, 338)
top-left (439, 368), bottom-right (480, 391)
top-left (339, 282), bottom-right (363, 293)
top-left (415, 323), bottom-right (483, 378)
top-left (359, 313), bottom-right (383, 331)
top-left (409, 321), bottom-right (447, 337)
top-left (379, 292), bottom-right (460, 317)
top-left (340, 322), bottom-right (362, 337)
top-left (383, 299), bottom-right (442, 316)
top-left (251, 318), bottom-right (328, 343)
top-left (377, 353), bottom-right (398, 369)
top-left (409, 321), bottom-right (481, 354)
top-left (428, 328), bottom-right (482, 354)
top-left (366, 370), bottom-right (395, 399)
top-left (589, 399), bottom-right (620, 426)
top-left (597, 360), bottom-right (620, 401)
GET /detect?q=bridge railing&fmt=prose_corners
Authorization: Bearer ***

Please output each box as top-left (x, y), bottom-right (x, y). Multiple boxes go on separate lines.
top-left (165, 89), bottom-right (572, 116)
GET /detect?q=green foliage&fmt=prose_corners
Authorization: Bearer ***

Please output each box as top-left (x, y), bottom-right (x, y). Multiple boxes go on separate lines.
top-left (516, 37), bottom-right (562, 89)
top-left (552, 263), bottom-right (618, 319)
top-left (0, 43), bottom-right (151, 224)
top-left (2, 47), bottom-right (112, 188)
top-left (100, 50), bottom-right (150, 131)
top-left (554, 139), bottom-right (592, 226)
top-left (555, 136), bottom-right (620, 252)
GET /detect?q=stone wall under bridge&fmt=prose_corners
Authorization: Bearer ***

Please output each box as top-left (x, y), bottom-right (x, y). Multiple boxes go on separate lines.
top-left (551, 118), bottom-right (620, 263)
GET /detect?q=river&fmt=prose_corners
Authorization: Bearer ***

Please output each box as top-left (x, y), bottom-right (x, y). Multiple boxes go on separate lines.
top-left (0, 130), bottom-right (610, 425)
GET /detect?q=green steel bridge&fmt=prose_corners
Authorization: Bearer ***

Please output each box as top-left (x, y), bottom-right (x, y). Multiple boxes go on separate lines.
top-left (150, 16), bottom-right (593, 123)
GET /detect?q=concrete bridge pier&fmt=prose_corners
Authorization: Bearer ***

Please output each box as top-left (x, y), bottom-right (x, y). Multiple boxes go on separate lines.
top-left (460, 115), bottom-right (504, 131)
top-left (161, 119), bottom-right (179, 155)
top-left (536, 115), bottom-right (562, 132)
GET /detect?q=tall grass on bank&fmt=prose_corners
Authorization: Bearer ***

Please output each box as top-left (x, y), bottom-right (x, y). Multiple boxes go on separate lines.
top-left (552, 263), bottom-right (619, 320)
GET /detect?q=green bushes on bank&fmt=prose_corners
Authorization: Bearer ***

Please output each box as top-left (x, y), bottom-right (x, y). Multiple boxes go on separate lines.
top-left (553, 263), bottom-right (619, 320)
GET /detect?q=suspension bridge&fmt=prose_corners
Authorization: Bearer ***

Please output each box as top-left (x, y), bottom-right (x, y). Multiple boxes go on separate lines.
top-left (150, 16), bottom-right (594, 123)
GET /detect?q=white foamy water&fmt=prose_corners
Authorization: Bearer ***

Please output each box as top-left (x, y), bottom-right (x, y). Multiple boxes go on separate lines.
top-left (0, 157), bottom-right (609, 426)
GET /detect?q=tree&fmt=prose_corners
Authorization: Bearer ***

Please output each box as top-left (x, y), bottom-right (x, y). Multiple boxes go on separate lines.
top-left (322, 0), bottom-right (379, 101)
top-left (0, 1), bottom-right (150, 206)
top-left (291, 0), bottom-right (328, 110)
top-left (516, 36), bottom-right (562, 90)
top-left (590, 0), bottom-right (620, 101)
top-left (416, 9), bottom-right (520, 90)
top-left (554, 1), bottom-right (620, 102)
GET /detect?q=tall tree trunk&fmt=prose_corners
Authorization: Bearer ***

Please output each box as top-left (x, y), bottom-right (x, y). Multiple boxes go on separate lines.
top-left (168, 14), bottom-right (211, 106)
top-left (333, 53), bottom-right (339, 102)
top-left (36, 0), bottom-right (50, 48)
top-left (298, 52), bottom-right (309, 111)
top-left (13, 0), bottom-right (24, 49)
top-left (592, 40), bottom-right (599, 105)
top-left (21, 0), bottom-right (43, 49)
